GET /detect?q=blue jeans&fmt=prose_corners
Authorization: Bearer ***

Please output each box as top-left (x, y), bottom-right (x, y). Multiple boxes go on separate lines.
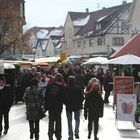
top-left (66, 110), bottom-right (80, 138)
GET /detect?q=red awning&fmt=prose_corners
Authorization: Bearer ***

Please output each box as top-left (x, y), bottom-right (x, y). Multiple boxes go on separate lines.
top-left (111, 32), bottom-right (140, 58)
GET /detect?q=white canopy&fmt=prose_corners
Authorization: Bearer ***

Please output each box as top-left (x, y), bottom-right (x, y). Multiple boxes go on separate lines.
top-left (102, 54), bottom-right (140, 65)
top-left (35, 57), bottom-right (60, 63)
top-left (4, 63), bottom-right (15, 69)
top-left (82, 56), bottom-right (108, 65)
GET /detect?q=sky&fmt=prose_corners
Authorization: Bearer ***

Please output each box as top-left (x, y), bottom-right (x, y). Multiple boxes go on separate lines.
top-left (25, 0), bottom-right (133, 28)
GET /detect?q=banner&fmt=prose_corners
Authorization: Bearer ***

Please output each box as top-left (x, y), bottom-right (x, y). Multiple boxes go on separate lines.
top-left (117, 94), bottom-right (136, 121)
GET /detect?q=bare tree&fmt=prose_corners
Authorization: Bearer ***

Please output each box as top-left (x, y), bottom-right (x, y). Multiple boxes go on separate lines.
top-left (0, 0), bottom-right (25, 57)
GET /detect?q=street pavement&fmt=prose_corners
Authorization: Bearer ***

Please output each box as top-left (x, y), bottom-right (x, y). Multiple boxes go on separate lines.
top-left (0, 95), bottom-right (140, 140)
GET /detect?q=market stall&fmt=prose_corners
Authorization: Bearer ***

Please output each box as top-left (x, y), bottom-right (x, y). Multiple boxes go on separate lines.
top-left (103, 54), bottom-right (140, 128)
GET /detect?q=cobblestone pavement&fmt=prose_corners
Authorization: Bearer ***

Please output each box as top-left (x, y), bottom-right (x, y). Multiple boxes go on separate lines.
top-left (0, 95), bottom-right (140, 140)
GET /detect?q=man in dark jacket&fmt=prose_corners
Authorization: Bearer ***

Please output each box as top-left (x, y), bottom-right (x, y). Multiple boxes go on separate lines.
top-left (103, 69), bottom-right (113, 104)
top-left (0, 76), bottom-right (13, 136)
top-left (45, 73), bottom-right (65, 140)
top-left (84, 83), bottom-right (104, 140)
top-left (65, 76), bottom-right (84, 140)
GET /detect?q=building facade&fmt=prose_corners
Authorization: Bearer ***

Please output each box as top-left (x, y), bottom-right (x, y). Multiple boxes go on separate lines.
top-left (63, 2), bottom-right (132, 57)
top-left (23, 26), bottom-right (64, 58)
top-left (129, 0), bottom-right (140, 36)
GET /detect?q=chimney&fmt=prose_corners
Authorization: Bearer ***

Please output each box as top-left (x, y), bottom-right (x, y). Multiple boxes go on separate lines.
top-left (86, 8), bottom-right (89, 13)
top-left (122, 0), bottom-right (127, 4)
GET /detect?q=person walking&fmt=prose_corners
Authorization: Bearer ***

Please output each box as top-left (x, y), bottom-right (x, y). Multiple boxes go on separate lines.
top-left (65, 76), bottom-right (84, 140)
top-left (0, 76), bottom-right (13, 136)
top-left (24, 78), bottom-right (44, 140)
top-left (103, 69), bottom-right (113, 104)
top-left (45, 73), bottom-right (65, 140)
top-left (84, 83), bottom-right (104, 140)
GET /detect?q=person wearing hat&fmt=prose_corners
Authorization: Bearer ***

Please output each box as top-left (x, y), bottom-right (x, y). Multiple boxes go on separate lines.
top-left (0, 76), bottom-right (13, 136)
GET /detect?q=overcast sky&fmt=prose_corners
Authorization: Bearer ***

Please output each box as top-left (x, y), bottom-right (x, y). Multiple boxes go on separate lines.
top-left (25, 0), bottom-right (133, 28)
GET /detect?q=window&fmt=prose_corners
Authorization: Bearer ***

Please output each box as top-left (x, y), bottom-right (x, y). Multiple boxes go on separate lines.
top-left (89, 39), bottom-right (94, 47)
top-left (97, 38), bottom-right (103, 46)
top-left (121, 21), bottom-right (129, 33)
top-left (83, 40), bottom-right (86, 48)
top-left (96, 23), bottom-right (101, 30)
top-left (77, 41), bottom-right (81, 48)
top-left (113, 37), bottom-right (124, 46)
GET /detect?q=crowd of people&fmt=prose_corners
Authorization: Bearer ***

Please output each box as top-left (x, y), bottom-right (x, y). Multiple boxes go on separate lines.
top-left (0, 63), bottom-right (115, 140)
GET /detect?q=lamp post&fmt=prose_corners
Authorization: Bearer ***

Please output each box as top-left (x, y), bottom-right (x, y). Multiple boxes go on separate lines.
top-left (32, 47), bottom-right (36, 62)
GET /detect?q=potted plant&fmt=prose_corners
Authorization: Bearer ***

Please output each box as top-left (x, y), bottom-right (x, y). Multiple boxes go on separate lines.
top-left (135, 103), bottom-right (140, 123)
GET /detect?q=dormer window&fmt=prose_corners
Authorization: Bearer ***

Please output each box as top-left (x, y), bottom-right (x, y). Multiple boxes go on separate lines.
top-left (96, 23), bottom-right (101, 30)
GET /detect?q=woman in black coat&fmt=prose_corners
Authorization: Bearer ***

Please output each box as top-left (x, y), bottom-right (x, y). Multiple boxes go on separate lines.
top-left (0, 76), bottom-right (13, 136)
top-left (84, 83), bottom-right (104, 140)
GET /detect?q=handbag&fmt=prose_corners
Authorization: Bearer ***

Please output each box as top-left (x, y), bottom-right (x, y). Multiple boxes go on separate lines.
top-left (31, 87), bottom-right (46, 119)
top-left (38, 107), bottom-right (46, 119)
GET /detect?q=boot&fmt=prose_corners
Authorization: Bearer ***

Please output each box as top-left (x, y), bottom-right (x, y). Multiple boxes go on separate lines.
top-left (49, 136), bottom-right (53, 140)
top-left (35, 133), bottom-right (39, 140)
top-left (75, 134), bottom-right (79, 139)
top-left (4, 130), bottom-right (8, 135)
top-left (88, 131), bottom-right (91, 139)
top-left (30, 132), bottom-right (34, 139)
top-left (94, 136), bottom-right (99, 140)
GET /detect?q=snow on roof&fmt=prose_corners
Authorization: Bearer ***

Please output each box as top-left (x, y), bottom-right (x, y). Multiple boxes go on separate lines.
top-left (42, 40), bottom-right (48, 50)
top-left (55, 43), bottom-right (62, 49)
top-left (86, 30), bottom-right (94, 36)
top-left (97, 15), bottom-right (107, 22)
top-left (36, 29), bottom-right (49, 38)
top-left (52, 39), bottom-right (59, 44)
top-left (73, 15), bottom-right (90, 26)
top-left (49, 29), bottom-right (63, 36)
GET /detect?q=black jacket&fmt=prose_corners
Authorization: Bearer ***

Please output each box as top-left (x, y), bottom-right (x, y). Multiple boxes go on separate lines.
top-left (0, 85), bottom-right (13, 109)
top-left (65, 84), bottom-right (84, 112)
top-left (45, 81), bottom-right (65, 112)
top-left (84, 90), bottom-right (104, 118)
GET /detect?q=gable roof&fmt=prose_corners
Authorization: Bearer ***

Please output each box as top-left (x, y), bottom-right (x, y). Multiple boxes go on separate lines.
top-left (27, 26), bottom-right (64, 39)
top-left (50, 36), bottom-right (63, 49)
top-left (111, 32), bottom-right (140, 58)
top-left (26, 26), bottom-right (64, 51)
top-left (69, 3), bottom-right (131, 36)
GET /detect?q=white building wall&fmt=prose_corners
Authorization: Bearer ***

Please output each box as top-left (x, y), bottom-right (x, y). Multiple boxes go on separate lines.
top-left (46, 38), bottom-right (55, 57)
top-left (129, 0), bottom-right (140, 33)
